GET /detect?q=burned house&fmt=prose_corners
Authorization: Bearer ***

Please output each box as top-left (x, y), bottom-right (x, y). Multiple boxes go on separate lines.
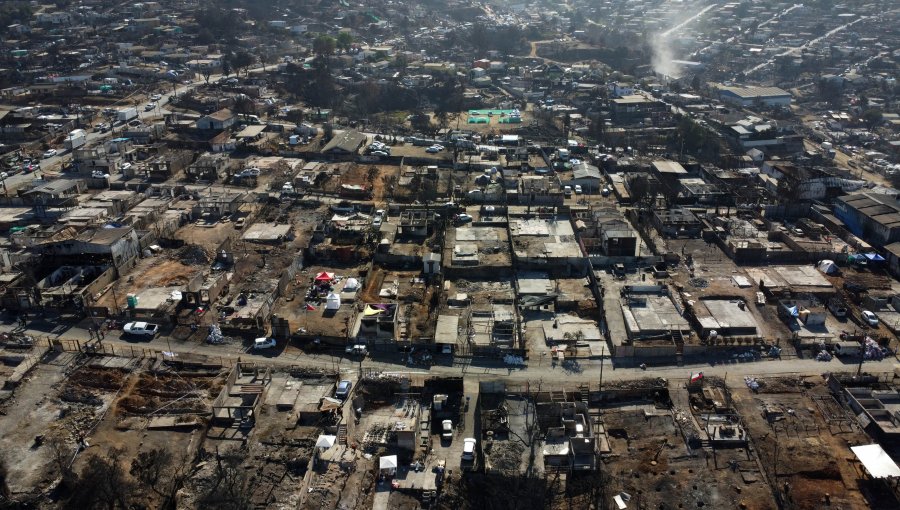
top-left (652, 208), bottom-right (703, 238)
top-left (186, 153), bottom-right (234, 182)
top-left (34, 226), bottom-right (141, 275)
top-left (353, 303), bottom-right (399, 343)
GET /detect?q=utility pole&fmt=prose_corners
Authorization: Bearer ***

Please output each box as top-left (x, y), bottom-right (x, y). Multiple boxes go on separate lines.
top-left (599, 351), bottom-right (604, 392)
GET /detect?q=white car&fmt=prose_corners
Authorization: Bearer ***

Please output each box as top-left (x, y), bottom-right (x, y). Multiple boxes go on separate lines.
top-left (574, 184), bottom-right (583, 194)
top-left (253, 337), bottom-right (277, 350)
top-left (237, 168), bottom-right (261, 178)
top-left (123, 322), bottom-right (159, 337)
top-left (145, 103), bottom-right (157, 111)
top-left (426, 145), bottom-right (444, 153)
top-left (442, 420), bottom-right (453, 439)
top-left (462, 438), bottom-right (477, 460)
top-left (862, 310), bottom-right (879, 327)
top-left (43, 149), bottom-right (58, 158)
top-left (150, 94), bottom-right (162, 101)
top-left (0, 172), bottom-right (7, 180)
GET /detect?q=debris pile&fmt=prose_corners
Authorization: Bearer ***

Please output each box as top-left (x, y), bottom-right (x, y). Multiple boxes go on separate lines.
top-left (486, 440), bottom-right (525, 473)
top-left (206, 324), bottom-right (224, 344)
top-left (503, 354), bottom-right (525, 366)
top-left (863, 336), bottom-right (887, 360)
top-left (358, 374), bottom-right (405, 404)
top-left (744, 377), bottom-right (760, 392)
top-left (177, 244), bottom-right (211, 265)
top-left (816, 350), bottom-right (833, 362)
top-left (689, 277), bottom-right (709, 288)
top-left (60, 387), bottom-right (103, 406)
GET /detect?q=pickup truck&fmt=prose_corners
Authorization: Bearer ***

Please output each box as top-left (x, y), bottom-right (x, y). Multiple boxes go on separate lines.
top-left (122, 322), bottom-right (159, 337)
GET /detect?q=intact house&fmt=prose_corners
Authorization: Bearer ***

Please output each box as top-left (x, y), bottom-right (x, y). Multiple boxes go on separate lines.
top-left (560, 163), bottom-right (604, 193)
top-left (321, 130), bottom-right (366, 161)
top-left (834, 192), bottom-right (900, 247)
top-left (716, 85), bottom-right (792, 108)
top-left (196, 108), bottom-right (236, 131)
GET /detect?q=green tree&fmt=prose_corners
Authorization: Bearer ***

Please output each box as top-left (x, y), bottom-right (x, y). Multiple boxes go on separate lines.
top-left (230, 50), bottom-right (255, 77)
top-left (313, 35), bottom-right (336, 57)
top-left (336, 31), bottom-right (353, 53)
top-left (861, 108), bottom-right (883, 129)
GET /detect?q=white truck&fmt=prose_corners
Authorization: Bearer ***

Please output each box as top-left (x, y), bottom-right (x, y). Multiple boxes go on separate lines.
top-left (122, 322), bottom-right (159, 337)
top-left (117, 107), bottom-right (138, 122)
top-left (64, 129), bottom-right (87, 150)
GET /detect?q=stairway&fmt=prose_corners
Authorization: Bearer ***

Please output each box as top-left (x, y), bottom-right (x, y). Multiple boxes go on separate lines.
top-left (337, 423), bottom-right (348, 446)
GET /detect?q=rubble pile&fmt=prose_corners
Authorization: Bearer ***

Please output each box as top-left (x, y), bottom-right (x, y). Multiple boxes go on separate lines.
top-left (177, 244), bottom-right (211, 265)
top-left (206, 324), bottom-right (224, 344)
top-left (487, 440), bottom-right (525, 473)
top-left (689, 278), bottom-right (709, 289)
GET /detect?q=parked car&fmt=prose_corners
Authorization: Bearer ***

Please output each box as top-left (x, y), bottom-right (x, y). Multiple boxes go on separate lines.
top-left (455, 213), bottom-right (473, 224)
top-left (425, 145), bottom-right (444, 153)
top-left (462, 438), bottom-right (477, 460)
top-left (862, 310), bottom-right (879, 327)
top-left (574, 184), bottom-right (583, 194)
top-left (442, 420), bottom-right (453, 439)
top-left (253, 337), bottom-right (277, 350)
top-left (123, 322), bottom-right (159, 337)
top-left (0, 172), bottom-right (7, 180)
top-left (43, 149), bottom-right (57, 158)
top-left (150, 93), bottom-right (162, 101)
top-left (236, 168), bottom-right (261, 178)
top-left (335, 380), bottom-right (352, 400)
top-left (144, 103), bottom-right (157, 111)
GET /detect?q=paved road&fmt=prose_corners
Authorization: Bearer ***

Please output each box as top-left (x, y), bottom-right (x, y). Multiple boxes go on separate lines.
top-left (2, 317), bottom-right (896, 385)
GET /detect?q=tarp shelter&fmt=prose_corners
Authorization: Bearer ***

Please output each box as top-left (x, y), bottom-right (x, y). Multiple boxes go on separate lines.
top-left (315, 272), bottom-right (335, 281)
top-left (817, 259), bottom-right (839, 275)
top-left (364, 304), bottom-right (390, 316)
top-left (866, 253), bottom-right (886, 262)
top-left (319, 397), bottom-right (343, 412)
top-left (787, 305), bottom-right (800, 317)
top-left (379, 455), bottom-right (398, 474)
top-left (851, 444), bottom-right (900, 478)
top-left (315, 434), bottom-right (337, 450)
top-left (325, 292), bottom-right (341, 310)
top-left (343, 277), bottom-right (360, 291)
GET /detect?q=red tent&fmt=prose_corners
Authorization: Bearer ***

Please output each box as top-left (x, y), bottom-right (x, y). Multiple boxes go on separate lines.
top-left (315, 271), bottom-right (335, 282)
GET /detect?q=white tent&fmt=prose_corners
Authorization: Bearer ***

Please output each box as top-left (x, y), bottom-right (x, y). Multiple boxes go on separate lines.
top-left (315, 434), bottom-right (337, 450)
top-left (379, 455), bottom-right (398, 472)
top-left (325, 292), bottom-right (341, 310)
top-left (343, 278), bottom-right (360, 291)
top-left (817, 259), bottom-right (838, 275)
top-left (851, 444), bottom-right (900, 478)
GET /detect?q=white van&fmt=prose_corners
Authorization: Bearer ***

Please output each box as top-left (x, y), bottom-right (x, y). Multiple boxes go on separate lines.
top-left (563, 185), bottom-right (573, 197)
